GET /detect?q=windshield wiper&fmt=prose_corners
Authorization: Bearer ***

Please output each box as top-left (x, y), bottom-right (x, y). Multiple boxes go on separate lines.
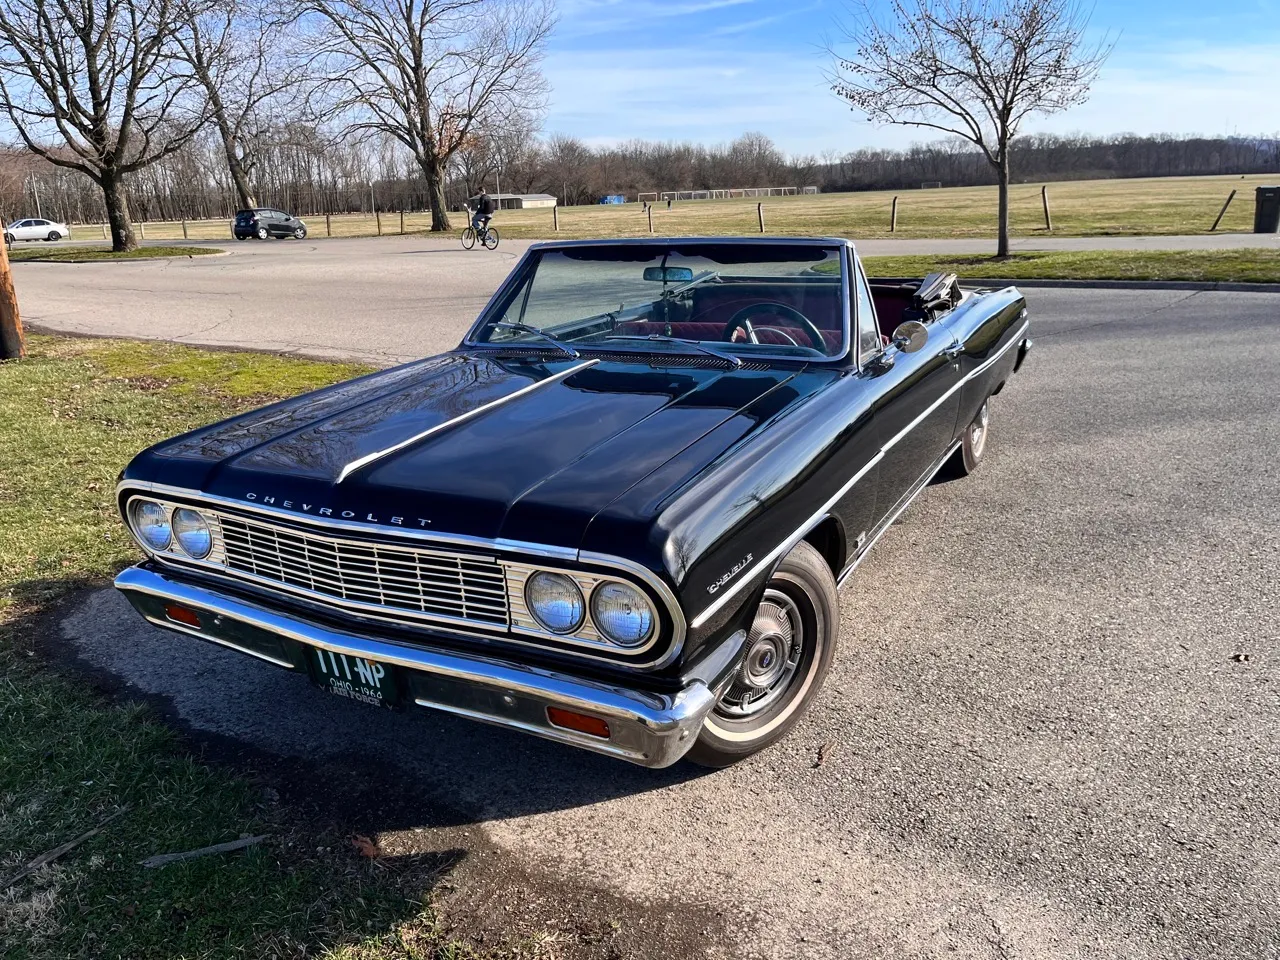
top-left (486, 322), bottom-right (580, 359)
top-left (604, 334), bottom-right (742, 368)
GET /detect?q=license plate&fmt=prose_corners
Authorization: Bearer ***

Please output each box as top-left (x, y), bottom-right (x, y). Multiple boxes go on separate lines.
top-left (308, 647), bottom-right (398, 708)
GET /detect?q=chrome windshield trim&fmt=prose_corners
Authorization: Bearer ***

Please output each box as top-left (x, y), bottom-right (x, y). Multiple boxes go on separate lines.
top-left (337, 358), bottom-right (599, 482)
top-left (689, 316), bottom-right (1029, 629)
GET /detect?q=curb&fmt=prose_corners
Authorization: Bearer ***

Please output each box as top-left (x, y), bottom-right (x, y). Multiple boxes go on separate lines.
top-left (8, 250), bottom-right (229, 264)
top-left (966, 278), bottom-right (1280, 293)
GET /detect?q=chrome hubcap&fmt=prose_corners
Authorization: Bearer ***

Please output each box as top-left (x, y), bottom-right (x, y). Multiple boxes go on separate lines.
top-left (717, 588), bottom-right (804, 718)
top-left (970, 401), bottom-right (989, 457)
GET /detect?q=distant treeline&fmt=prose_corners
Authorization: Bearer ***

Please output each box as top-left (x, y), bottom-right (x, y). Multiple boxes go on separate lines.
top-left (3, 131), bottom-right (1277, 224)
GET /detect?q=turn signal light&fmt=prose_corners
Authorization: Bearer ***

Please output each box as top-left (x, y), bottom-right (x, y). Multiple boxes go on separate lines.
top-left (164, 604), bottom-right (202, 628)
top-left (546, 707), bottom-right (610, 739)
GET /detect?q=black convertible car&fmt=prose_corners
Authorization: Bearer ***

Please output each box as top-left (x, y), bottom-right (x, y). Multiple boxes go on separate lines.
top-left (114, 238), bottom-right (1030, 767)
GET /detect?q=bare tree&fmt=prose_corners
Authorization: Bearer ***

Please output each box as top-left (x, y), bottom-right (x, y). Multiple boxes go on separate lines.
top-left (0, 0), bottom-right (206, 251)
top-left (174, 0), bottom-right (302, 210)
top-left (300, 0), bottom-right (553, 231)
top-left (831, 0), bottom-right (1111, 256)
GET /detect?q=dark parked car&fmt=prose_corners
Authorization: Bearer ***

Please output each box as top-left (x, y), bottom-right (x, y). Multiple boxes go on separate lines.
top-left (233, 208), bottom-right (307, 240)
top-left (114, 238), bottom-right (1031, 768)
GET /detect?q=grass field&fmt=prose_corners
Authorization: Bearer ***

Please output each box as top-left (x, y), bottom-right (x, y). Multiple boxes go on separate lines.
top-left (90, 173), bottom-right (1275, 243)
top-left (0, 337), bottom-right (529, 959)
top-left (862, 249), bottom-right (1280, 284)
top-left (6, 245), bottom-right (216, 262)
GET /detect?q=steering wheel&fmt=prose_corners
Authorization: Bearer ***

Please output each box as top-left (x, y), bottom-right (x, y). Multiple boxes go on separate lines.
top-left (723, 302), bottom-right (826, 352)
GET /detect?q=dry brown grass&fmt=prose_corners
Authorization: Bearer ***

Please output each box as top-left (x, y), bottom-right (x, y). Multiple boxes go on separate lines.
top-left (102, 173), bottom-right (1272, 243)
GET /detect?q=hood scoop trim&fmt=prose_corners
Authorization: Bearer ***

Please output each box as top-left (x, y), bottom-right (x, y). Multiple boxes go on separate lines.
top-left (336, 358), bottom-right (599, 483)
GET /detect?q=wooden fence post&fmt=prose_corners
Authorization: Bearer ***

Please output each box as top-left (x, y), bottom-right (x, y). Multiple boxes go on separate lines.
top-left (139, 223), bottom-right (146, 240)
top-left (181, 220), bottom-right (189, 240)
top-left (400, 210), bottom-right (405, 234)
top-left (101, 223), bottom-right (107, 240)
top-left (1041, 185), bottom-right (1053, 231)
top-left (757, 202), bottom-right (765, 233)
top-left (375, 210), bottom-right (381, 236)
top-left (325, 213), bottom-right (331, 237)
top-left (0, 229), bottom-right (25, 360)
top-left (891, 196), bottom-right (898, 232)
top-left (647, 205), bottom-right (653, 233)
top-left (1210, 190), bottom-right (1237, 232)
top-left (552, 206), bottom-right (559, 232)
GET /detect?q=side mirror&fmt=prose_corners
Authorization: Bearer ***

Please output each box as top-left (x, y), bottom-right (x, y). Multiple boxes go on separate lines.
top-left (891, 320), bottom-right (929, 354)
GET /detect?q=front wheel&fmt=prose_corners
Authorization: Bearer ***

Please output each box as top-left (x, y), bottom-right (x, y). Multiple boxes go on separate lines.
top-left (2, 233), bottom-right (12, 245)
top-left (482, 226), bottom-right (500, 250)
top-left (461, 227), bottom-right (477, 250)
top-left (686, 540), bottom-right (838, 768)
top-left (293, 226), bottom-right (307, 240)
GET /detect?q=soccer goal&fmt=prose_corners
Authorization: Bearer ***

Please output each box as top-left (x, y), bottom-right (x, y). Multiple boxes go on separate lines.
top-left (637, 192), bottom-right (658, 203)
top-left (920, 181), bottom-right (943, 189)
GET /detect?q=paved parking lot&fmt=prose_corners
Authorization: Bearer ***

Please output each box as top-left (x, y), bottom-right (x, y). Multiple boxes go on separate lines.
top-left (29, 240), bottom-right (1280, 958)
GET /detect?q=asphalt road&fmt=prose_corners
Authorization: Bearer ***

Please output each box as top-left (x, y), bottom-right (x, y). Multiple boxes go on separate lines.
top-left (56, 278), bottom-right (1280, 958)
top-left (13, 233), bottom-right (1280, 365)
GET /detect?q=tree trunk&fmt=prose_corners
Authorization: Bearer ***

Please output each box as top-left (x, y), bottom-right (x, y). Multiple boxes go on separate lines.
top-left (224, 144), bottom-right (256, 210)
top-left (424, 158), bottom-right (452, 232)
top-left (101, 172), bottom-right (138, 252)
top-left (0, 228), bottom-right (25, 360)
top-left (996, 157), bottom-right (1011, 259)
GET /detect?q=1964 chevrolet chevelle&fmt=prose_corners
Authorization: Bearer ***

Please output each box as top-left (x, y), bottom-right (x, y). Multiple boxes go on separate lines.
top-left (115, 238), bottom-right (1030, 767)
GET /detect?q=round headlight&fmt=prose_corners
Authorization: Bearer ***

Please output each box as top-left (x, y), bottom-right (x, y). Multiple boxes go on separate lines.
top-left (131, 500), bottom-right (171, 551)
top-left (172, 508), bottom-right (213, 559)
top-left (591, 581), bottom-right (655, 647)
top-left (525, 572), bottom-right (585, 634)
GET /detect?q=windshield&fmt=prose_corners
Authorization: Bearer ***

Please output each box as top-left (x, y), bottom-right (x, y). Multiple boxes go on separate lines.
top-left (474, 242), bottom-right (846, 360)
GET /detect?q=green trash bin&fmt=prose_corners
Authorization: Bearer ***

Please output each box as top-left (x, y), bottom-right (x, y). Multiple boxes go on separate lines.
top-left (1255, 186), bottom-right (1280, 234)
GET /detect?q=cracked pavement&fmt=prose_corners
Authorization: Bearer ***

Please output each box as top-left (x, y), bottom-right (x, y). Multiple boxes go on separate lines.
top-left (30, 241), bottom-right (1280, 958)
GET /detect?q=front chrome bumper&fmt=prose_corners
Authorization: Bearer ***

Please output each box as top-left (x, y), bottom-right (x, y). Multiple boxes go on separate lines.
top-left (114, 565), bottom-right (723, 768)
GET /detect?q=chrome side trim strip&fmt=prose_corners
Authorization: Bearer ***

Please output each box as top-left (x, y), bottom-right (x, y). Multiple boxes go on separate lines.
top-left (837, 439), bottom-right (962, 587)
top-left (689, 318), bottom-right (1028, 629)
top-left (336, 358), bottom-right (600, 482)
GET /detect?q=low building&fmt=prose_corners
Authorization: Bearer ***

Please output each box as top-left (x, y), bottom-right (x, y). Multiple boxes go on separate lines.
top-left (493, 193), bottom-right (558, 210)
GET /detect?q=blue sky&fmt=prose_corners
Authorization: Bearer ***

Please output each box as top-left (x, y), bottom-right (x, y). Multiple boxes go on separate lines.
top-left (541, 0), bottom-right (1280, 155)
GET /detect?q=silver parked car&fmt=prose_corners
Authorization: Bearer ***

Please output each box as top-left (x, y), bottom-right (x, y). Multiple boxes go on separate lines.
top-left (4, 218), bottom-right (71, 242)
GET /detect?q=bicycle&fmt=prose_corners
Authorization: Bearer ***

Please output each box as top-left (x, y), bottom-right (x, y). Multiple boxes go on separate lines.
top-left (461, 217), bottom-right (499, 250)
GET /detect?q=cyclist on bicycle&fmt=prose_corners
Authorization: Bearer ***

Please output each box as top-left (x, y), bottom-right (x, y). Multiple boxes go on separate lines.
top-left (468, 191), bottom-right (496, 234)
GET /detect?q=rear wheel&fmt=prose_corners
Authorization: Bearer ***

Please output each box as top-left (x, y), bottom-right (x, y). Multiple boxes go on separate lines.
top-left (46, 231), bottom-right (62, 241)
top-left (461, 227), bottom-right (477, 250)
top-left (686, 541), bottom-right (838, 768)
top-left (256, 226), bottom-right (268, 240)
top-left (482, 226), bottom-right (500, 250)
top-left (957, 399), bottom-right (990, 475)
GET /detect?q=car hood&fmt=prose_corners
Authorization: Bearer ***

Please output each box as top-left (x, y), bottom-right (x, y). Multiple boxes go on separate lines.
top-left (125, 351), bottom-right (822, 552)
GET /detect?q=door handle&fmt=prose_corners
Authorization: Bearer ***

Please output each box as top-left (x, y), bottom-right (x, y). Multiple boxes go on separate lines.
top-left (943, 342), bottom-right (964, 360)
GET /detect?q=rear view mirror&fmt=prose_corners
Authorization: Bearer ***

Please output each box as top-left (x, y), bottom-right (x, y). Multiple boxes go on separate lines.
top-left (643, 266), bottom-right (694, 283)
top-left (891, 320), bottom-right (929, 354)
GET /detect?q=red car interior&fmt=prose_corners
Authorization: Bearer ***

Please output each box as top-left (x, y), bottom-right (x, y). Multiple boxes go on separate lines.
top-left (614, 280), bottom-right (925, 355)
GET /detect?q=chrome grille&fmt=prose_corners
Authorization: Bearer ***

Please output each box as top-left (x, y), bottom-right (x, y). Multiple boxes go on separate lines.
top-left (212, 513), bottom-right (509, 627)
